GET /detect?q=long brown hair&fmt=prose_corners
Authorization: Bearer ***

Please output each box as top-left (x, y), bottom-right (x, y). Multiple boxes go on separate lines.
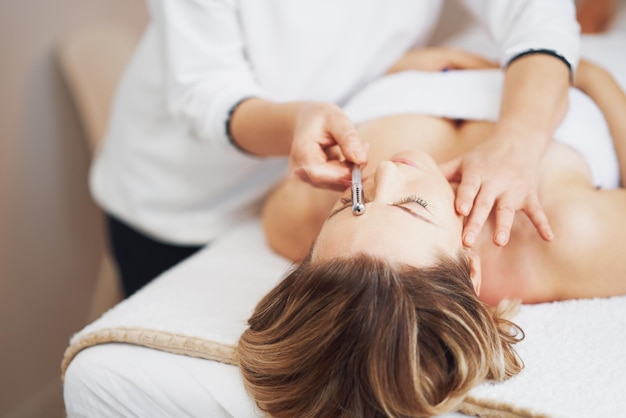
top-left (238, 252), bottom-right (523, 417)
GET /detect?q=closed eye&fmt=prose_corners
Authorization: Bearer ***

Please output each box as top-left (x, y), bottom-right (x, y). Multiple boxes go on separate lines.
top-left (393, 195), bottom-right (428, 209)
top-left (329, 193), bottom-right (431, 220)
top-left (390, 195), bottom-right (434, 224)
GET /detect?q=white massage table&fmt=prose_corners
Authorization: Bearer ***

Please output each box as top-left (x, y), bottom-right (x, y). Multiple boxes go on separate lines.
top-left (63, 6), bottom-right (626, 418)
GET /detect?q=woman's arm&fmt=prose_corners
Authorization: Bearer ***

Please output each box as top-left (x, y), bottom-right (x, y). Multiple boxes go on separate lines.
top-left (262, 177), bottom-right (339, 261)
top-left (574, 60), bottom-right (626, 186)
top-left (541, 61), bottom-right (626, 300)
top-left (577, 0), bottom-right (617, 34)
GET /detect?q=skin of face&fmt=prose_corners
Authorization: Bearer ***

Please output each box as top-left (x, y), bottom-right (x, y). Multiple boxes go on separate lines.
top-left (312, 150), bottom-right (465, 267)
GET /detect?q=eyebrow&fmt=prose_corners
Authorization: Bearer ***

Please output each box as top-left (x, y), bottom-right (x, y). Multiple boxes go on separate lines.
top-left (390, 204), bottom-right (435, 225)
top-left (327, 200), bottom-right (435, 225)
top-left (328, 201), bottom-right (352, 219)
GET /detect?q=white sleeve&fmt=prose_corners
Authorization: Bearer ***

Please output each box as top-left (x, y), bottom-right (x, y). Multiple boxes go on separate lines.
top-left (458, 0), bottom-right (580, 72)
top-left (147, 0), bottom-right (268, 152)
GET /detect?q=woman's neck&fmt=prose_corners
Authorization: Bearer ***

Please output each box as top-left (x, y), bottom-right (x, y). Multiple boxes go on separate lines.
top-left (475, 219), bottom-right (554, 305)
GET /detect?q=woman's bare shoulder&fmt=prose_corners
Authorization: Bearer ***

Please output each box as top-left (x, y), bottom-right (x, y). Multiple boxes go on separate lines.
top-left (262, 177), bottom-right (339, 261)
top-left (540, 185), bottom-right (626, 300)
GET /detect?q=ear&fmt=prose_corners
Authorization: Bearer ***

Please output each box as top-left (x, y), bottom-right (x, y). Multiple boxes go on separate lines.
top-left (468, 249), bottom-right (482, 296)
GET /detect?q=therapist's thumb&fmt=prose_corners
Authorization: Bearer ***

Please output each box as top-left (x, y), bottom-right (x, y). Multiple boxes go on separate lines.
top-left (439, 157), bottom-right (462, 182)
top-left (328, 113), bottom-right (368, 165)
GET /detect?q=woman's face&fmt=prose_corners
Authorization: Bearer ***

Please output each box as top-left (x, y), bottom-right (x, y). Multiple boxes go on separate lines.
top-left (312, 150), bottom-right (464, 267)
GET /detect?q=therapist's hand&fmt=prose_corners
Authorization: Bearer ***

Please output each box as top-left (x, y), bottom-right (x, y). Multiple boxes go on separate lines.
top-left (441, 132), bottom-right (554, 247)
top-left (290, 102), bottom-right (368, 191)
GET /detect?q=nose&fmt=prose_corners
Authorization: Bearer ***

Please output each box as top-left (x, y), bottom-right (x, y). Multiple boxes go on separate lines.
top-left (371, 161), bottom-right (402, 200)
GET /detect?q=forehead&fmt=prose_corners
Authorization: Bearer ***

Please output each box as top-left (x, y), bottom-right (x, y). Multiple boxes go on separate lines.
top-left (313, 204), bottom-right (449, 266)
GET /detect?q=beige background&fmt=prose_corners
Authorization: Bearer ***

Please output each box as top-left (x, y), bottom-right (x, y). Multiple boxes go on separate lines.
top-left (0, 0), bottom-right (146, 416)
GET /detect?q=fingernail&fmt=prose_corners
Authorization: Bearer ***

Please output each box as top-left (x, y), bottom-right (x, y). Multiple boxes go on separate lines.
top-left (464, 233), bottom-right (475, 246)
top-left (460, 204), bottom-right (470, 215)
top-left (496, 232), bottom-right (506, 245)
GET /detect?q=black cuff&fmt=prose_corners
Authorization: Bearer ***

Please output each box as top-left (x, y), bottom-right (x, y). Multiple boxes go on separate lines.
top-left (225, 96), bottom-right (254, 153)
top-left (506, 49), bottom-right (573, 82)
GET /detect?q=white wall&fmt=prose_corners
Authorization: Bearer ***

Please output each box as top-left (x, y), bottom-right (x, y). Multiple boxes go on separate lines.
top-left (0, 1), bottom-right (146, 416)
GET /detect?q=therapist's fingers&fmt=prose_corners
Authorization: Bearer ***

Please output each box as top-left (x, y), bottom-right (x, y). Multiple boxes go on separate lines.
top-left (463, 194), bottom-right (494, 247)
top-left (440, 156), bottom-right (484, 218)
top-left (475, 192), bottom-right (554, 247)
top-left (290, 102), bottom-right (368, 189)
top-left (293, 161), bottom-right (352, 191)
top-left (456, 174), bottom-right (497, 247)
top-left (326, 111), bottom-right (368, 166)
top-left (492, 196), bottom-right (517, 246)
top-left (455, 169), bottom-right (483, 217)
top-left (290, 138), bottom-right (352, 190)
top-left (523, 195), bottom-right (554, 242)
top-left (324, 144), bottom-right (344, 162)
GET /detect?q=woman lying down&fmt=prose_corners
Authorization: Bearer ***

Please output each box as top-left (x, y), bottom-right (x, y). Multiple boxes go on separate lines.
top-left (237, 52), bottom-right (626, 417)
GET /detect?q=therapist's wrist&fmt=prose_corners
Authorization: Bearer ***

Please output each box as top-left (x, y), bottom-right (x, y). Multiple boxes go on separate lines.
top-left (492, 121), bottom-right (551, 155)
top-left (226, 96), bottom-right (256, 153)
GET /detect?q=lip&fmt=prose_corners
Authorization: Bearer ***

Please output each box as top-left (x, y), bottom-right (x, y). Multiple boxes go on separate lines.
top-left (390, 156), bottom-right (417, 168)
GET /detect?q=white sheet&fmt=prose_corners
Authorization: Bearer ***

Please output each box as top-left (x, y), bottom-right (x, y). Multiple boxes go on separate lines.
top-left (64, 218), bottom-right (626, 417)
top-left (64, 5), bottom-right (626, 418)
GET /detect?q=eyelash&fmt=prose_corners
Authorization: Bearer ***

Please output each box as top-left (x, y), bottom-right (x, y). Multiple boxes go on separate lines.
top-left (395, 195), bottom-right (428, 208)
top-left (341, 195), bottom-right (428, 208)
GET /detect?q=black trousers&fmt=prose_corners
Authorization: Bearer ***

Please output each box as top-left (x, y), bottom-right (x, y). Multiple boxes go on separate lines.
top-left (106, 215), bottom-right (205, 297)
